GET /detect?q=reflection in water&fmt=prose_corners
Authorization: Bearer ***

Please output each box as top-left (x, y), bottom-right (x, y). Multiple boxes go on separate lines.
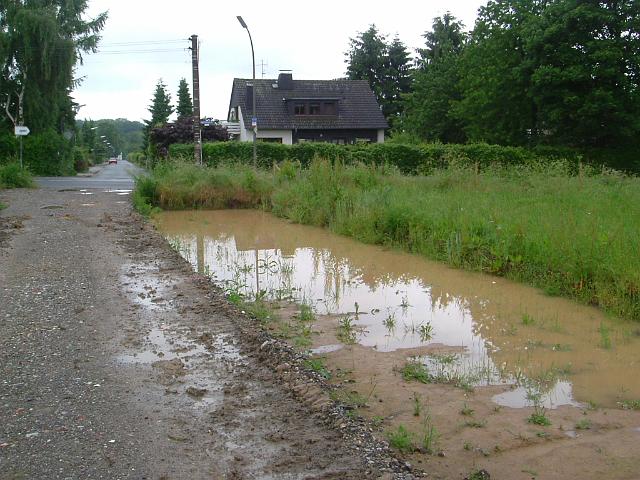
top-left (156, 210), bottom-right (640, 408)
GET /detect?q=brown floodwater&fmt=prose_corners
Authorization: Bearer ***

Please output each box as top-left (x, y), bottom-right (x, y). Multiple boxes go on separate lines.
top-left (154, 209), bottom-right (640, 408)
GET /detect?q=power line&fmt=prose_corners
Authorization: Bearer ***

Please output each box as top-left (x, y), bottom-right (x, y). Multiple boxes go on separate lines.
top-left (95, 48), bottom-right (187, 55)
top-left (99, 39), bottom-right (187, 47)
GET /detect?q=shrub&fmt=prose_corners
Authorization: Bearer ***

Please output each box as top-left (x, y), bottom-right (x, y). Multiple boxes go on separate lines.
top-left (0, 162), bottom-right (34, 188)
top-left (0, 131), bottom-right (18, 162)
top-left (22, 129), bottom-right (74, 175)
top-left (73, 146), bottom-right (91, 172)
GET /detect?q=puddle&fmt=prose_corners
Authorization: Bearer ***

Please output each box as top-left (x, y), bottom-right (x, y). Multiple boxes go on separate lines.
top-left (492, 381), bottom-right (582, 409)
top-left (310, 344), bottom-right (343, 355)
top-left (77, 189), bottom-right (93, 196)
top-left (105, 189), bottom-right (132, 196)
top-left (208, 333), bottom-right (243, 361)
top-left (154, 210), bottom-right (640, 408)
top-left (121, 263), bottom-right (175, 311)
top-left (116, 326), bottom-right (208, 364)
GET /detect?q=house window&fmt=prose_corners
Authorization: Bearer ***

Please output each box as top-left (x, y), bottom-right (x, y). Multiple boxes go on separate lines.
top-left (294, 103), bottom-right (306, 115)
top-left (309, 103), bottom-right (321, 115)
top-left (323, 102), bottom-right (337, 115)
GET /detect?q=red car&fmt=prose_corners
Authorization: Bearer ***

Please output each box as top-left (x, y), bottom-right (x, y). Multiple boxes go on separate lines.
top-left (108, 157), bottom-right (118, 165)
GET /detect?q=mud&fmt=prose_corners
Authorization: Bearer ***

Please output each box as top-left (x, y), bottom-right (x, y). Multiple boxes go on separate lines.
top-left (155, 208), bottom-right (640, 480)
top-left (0, 189), bottom-right (409, 479)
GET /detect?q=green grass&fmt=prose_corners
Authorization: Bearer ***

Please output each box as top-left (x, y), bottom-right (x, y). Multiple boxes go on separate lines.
top-left (303, 358), bottom-right (331, 379)
top-left (599, 322), bottom-right (612, 349)
top-left (575, 418), bottom-right (592, 430)
top-left (0, 162), bottom-right (34, 189)
top-left (386, 425), bottom-right (415, 454)
top-left (521, 313), bottom-right (535, 325)
top-left (135, 159), bottom-right (640, 322)
top-left (336, 315), bottom-right (357, 344)
top-left (242, 300), bottom-right (273, 324)
top-left (527, 412), bottom-right (552, 426)
top-left (619, 399), bottom-right (640, 410)
top-left (460, 403), bottom-right (475, 416)
top-left (329, 389), bottom-right (368, 409)
top-left (401, 361), bottom-right (432, 384)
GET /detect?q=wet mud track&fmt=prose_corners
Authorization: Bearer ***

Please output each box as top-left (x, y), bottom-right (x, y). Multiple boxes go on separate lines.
top-left (0, 189), bottom-right (407, 479)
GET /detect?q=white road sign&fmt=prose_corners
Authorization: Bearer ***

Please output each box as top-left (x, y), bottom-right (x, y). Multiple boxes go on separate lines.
top-left (14, 126), bottom-right (30, 136)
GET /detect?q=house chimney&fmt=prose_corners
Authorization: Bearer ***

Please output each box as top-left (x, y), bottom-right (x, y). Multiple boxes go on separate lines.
top-left (277, 70), bottom-right (293, 90)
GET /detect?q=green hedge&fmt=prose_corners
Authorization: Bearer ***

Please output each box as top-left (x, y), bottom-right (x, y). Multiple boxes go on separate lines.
top-left (168, 141), bottom-right (590, 174)
top-left (0, 128), bottom-right (74, 175)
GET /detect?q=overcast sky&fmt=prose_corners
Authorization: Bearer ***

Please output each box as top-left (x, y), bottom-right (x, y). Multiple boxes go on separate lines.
top-left (73, 0), bottom-right (486, 123)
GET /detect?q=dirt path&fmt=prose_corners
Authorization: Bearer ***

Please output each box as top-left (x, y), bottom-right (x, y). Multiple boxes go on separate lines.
top-left (0, 188), bottom-right (410, 480)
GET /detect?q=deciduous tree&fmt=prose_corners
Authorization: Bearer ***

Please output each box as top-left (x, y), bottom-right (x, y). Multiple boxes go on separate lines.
top-left (0, 1), bottom-right (107, 133)
top-left (345, 25), bottom-right (411, 122)
top-left (400, 13), bottom-right (467, 142)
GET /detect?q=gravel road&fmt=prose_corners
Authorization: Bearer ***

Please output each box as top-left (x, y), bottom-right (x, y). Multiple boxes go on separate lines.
top-left (0, 186), bottom-right (413, 480)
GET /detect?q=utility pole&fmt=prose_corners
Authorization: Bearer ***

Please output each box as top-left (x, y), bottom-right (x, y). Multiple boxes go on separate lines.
top-left (189, 34), bottom-right (202, 165)
top-left (260, 59), bottom-right (268, 78)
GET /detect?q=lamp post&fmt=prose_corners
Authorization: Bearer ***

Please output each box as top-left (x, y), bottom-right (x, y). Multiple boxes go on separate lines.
top-left (237, 15), bottom-right (257, 168)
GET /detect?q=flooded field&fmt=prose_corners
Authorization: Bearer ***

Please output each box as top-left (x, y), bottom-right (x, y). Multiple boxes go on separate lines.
top-left (155, 209), bottom-right (640, 479)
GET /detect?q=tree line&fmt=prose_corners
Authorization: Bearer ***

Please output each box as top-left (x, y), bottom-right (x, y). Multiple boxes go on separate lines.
top-left (0, 0), bottom-right (107, 173)
top-left (345, 0), bottom-right (640, 157)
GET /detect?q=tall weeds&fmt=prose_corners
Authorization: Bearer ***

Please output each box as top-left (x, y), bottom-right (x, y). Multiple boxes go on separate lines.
top-left (0, 162), bottom-right (34, 189)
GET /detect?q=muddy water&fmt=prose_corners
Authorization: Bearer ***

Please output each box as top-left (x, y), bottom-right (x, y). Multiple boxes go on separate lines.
top-left (155, 209), bottom-right (640, 408)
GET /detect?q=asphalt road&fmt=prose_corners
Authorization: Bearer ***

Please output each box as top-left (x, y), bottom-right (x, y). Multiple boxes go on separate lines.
top-left (36, 160), bottom-right (143, 190)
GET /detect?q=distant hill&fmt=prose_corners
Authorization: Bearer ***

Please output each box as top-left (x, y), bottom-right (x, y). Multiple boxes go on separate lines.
top-left (76, 118), bottom-right (144, 156)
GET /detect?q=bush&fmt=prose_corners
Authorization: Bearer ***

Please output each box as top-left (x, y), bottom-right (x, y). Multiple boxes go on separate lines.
top-left (0, 162), bottom-right (34, 188)
top-left (128, 151), bottom-right (147, 167)
top-left (0, 131), bottom-right (18, 162)
top-left (22, 129), bottom-right (74, 175)
top-left (73, 146), bottom-right (92, 173)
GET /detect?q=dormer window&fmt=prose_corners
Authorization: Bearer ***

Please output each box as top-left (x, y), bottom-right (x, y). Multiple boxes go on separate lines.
top-left (323, 102), bottom-right (337, 115)
top-left (291, 99), bottom-right (338, 116)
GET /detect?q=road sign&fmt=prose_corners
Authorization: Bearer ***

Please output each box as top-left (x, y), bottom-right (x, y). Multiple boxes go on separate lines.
top-left (14, 126), bottom-right (30, 136)
top-left (251, 117), bottom-right (257, 128)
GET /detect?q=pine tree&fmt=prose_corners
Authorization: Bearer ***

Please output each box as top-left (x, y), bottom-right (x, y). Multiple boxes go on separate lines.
top-left (143, 79), bottom-right (174, 151)
top-left (146, 79), bottom-right (174, 126)
top-left (175, 78), bottom-right (193, 118)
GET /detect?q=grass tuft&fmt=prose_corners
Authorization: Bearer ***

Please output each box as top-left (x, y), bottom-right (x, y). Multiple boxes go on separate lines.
top-left (386, 425), bottom-right (415, 454)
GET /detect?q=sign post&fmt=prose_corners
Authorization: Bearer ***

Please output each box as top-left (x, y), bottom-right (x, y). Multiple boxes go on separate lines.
top-left (14, 126), bottom-right (30, 169)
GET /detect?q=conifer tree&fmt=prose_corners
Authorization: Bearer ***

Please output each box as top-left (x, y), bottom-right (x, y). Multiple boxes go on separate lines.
top-left (175, 78), bottom-right (193, 118)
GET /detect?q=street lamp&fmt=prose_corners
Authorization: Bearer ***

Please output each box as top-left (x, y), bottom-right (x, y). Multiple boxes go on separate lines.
top-left (237, 15), bottom-right (257, 168)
